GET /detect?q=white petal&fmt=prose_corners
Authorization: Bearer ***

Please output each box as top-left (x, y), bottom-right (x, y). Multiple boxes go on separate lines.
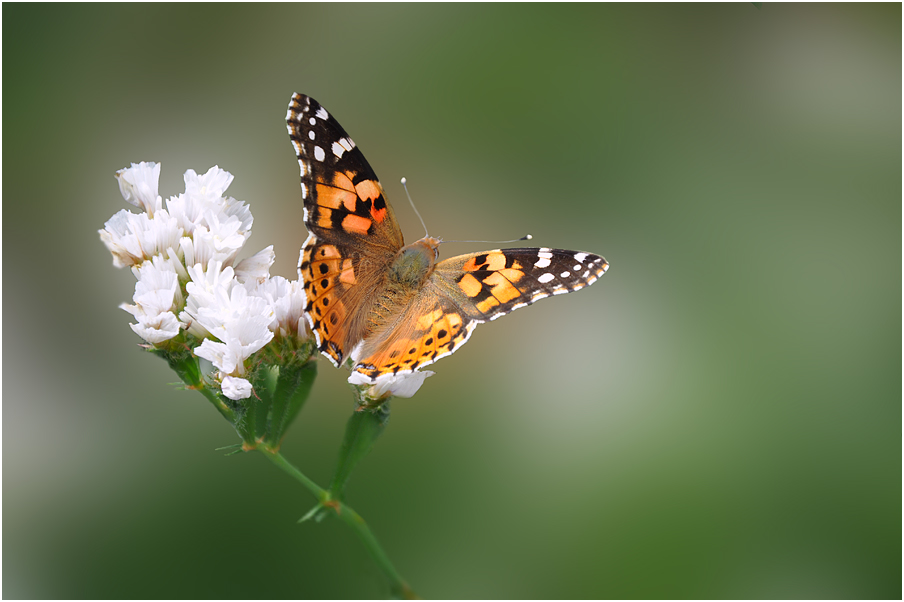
top-left (131, 256), bottom-right (182, 313)
top-left (235, 246), bottom-right (275, 284)
top-left (221, 376), bottom-right (253, 400)
top-left (128, 311), bottom-right (181, 344)
top-left (349, 370), bottom-right (435, 399)
top-left (195, 339), bottom-right (240, 374)
top-left (115, 162), bottom-right (162, 214)
top-left (184, 166), bottom-right (234, 201)
top-left (99, 208), bottom-right (183, 268)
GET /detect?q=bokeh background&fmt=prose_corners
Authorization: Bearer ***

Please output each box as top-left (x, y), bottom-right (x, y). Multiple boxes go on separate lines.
top-left (4, 3), bottom-right (900, 599)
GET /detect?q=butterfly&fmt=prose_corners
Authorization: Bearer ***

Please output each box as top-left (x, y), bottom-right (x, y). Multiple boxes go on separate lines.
top-left (286, 93), bottom-right (608, 384)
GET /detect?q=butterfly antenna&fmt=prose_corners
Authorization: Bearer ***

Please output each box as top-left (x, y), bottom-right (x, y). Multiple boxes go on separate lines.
top-left (400, 177), bottom-right (430, 239)
top-left (443, 234), bottom-right (533, 244)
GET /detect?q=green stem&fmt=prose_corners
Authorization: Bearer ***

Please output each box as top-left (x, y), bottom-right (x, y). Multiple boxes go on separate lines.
top-left (261, 450), bottom-right (416, 599)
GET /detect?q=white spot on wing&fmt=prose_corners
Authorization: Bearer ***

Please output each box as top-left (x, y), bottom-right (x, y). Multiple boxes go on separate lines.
top-left (561, 271), bottom-right (570, 278)
top-left (314, 146), bottom-right (325, 162)
top-left (315, 107), bottom-right (329, 120)
top-left (574, 264), bottom-right (582, 271)
top-left (308, 130), bottom-right (315, 140)
top-left (309, 117), bottom-right (316, 125)
top-left (538, 273), bottom-right (555, 284)
top-left (331, 141), bottom-right (346, 158)
top-left (534, 255), bottom-right (551, 268)
top-left (574, 252), bottom-right (588, 263)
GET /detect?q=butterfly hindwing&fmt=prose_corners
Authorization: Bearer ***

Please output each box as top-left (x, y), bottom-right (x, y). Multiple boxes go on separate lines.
top-left (351, 293), bottom-right (478, 381)
top-left (349, 248), bottom-right (608, 381)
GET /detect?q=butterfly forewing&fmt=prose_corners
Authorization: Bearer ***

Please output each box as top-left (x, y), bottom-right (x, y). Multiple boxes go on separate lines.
top-left (286, 93), bottom-right (402, 248)
top-left (287, 93), bottom-right (404, 365)
top-left (434, 248), bottom-right (608, 321)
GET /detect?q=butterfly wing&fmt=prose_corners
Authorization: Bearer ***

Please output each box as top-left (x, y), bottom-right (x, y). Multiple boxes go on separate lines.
top-left (350, 247), bottom-right (608, 381)
top-left (287, 93), bottom-right (404, 365)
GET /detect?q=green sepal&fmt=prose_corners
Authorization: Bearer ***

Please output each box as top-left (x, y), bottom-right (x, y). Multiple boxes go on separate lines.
top-left (149, 341), bottom-right (201, 387)
top-left (328, 402), bottom-right (391, 500)
top-left (263, 360), bottom-right (317, 450)
top-left (242, 365), bottom-right (277, 444)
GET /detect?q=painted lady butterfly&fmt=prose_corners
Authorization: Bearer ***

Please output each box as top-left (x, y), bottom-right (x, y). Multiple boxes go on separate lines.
top-left (286, 93), bottom-right (608, 384)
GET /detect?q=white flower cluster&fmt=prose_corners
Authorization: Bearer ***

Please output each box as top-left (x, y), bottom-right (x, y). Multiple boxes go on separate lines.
top-left (100, 162), bottom-right (307, 400)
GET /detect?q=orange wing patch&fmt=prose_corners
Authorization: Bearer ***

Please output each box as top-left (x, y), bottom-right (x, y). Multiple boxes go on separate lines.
top-left (458, 273), bottom-right (482, 297)
top-left (341, 213), bottom-right (372, 235)
top-left (314, 181), bottom-right (356, 211)
top-left (353, 179), bottom-right (388, 223)
top-left (463, 251), bottom-right (509, 271)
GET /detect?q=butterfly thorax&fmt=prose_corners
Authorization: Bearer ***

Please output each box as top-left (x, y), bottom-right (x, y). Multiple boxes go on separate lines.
top-left (387, 236), bottom-right (440, 286)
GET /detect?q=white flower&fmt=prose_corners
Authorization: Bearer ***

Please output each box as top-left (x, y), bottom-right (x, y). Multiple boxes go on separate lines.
top-left (164, 166), bottom-right (253, 271)
top-left (129, 255), bottom-right (183, 315)
top-left (180, 261), bottom-right (236, 338)
top-left (246, 275), bottom-right (307, 337)
top-left (126, 311), bottom-right (182, 344)
top-left (183, 264), bottom-right (274, 375)
top-left (115, 162), bottom-right (162, 214)
top-left (120, 256), bottom-right (183, 344)
top-left (221, 376), bottom-right (253, 400)
top-left (166, 193), bottom-right (207, 236)
top-left (184, 166), bottom-right (234, 203)
top-left (349, 370), bottom-right (435, 400)
top-left (190, 217), bottom-right (246, 266)
top-left (235, 246), bottom-right (275, 284)
top-left (220, 197), bottom-right (254, 234)
top-left (99, 209), bottom-right (183, 268)
top-left (194, 339), bottom-right (247, 375)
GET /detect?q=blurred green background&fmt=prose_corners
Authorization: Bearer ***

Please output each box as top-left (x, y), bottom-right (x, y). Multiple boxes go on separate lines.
top-left (4, 3), bottom-right (900, 599)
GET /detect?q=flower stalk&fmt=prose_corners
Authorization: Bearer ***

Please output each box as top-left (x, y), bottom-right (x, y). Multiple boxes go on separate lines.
top-left (102, 161), bottom-right (416, 598)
